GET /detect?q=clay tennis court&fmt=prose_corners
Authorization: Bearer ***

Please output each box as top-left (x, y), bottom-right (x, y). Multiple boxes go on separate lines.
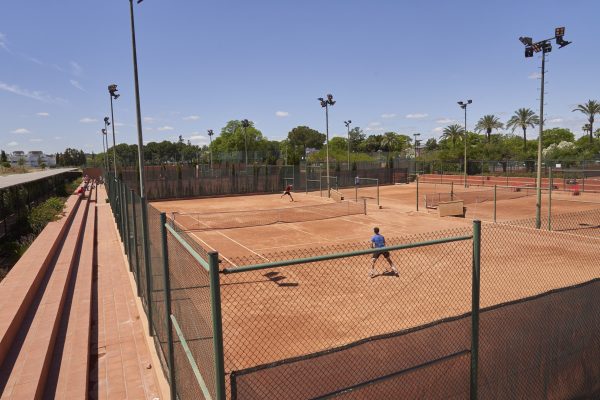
top-left (152, 182), bottom-right (600, 398)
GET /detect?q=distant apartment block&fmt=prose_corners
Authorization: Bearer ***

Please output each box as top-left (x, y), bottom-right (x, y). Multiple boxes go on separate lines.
top-left (9, 151), bottom-right (57, 167)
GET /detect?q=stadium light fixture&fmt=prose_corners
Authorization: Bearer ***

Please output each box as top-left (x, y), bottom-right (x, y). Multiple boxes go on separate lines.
top-left (241, 119), bottom-right (250, 168)
top-left (318, 94), bottom-right (335, 197)
top-left (344, 120), bottom-right (352, 170)
top-left (107, 85), bottom-right (119, 178)
top-left (519, 27), bottom-right (572, 229)
top-left (457, 99), bottom-right (472, 188)
top-left (207, 129), bottom-right (214, 169)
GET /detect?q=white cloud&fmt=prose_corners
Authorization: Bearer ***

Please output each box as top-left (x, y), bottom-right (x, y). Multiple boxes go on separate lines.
top-left (70, 61), bottom-right (83, 76)
top-left (29, 138), bottom-right (43, 142)
top-left (381, 113), bottom-right (397, 119)
top-left (528, 72), bottom-right (541, 79)
top-left (0, 81), bottom-right (66, 103)
top-left (158, 125), bottom-right (174, 131)
top-left (143, 116), bottom-right (156, 123)
top-left (54, 136), bottom-right (62, 140)
top-left (188, 133), bottom-right (209, 145)
top-left (7, 141), bottom-right (18, 147)
top-left (183, 115), bottom-right (200, 121)
top-left (368, 122), bottom-right (382, 127)
top-left (145, 127), bottom-right (154, 131)
top-left (275, 111), bottom-right (290, 117)
top-left (548, 118), bottom-right (563, 123)
top-left (11, 128), bottom-right (30, 134)
top-left (433, 127), bottom-right (444, 133)
top-left (36, 112), bottom-right (50, 117)
top-left (405, 113), bottom-right (428, 119)
top-left (80, 117), bottom-right (97, 123)
top-left (436, 118), bottom-right (454, 124)
top-left (366, 122), bottom-right (384, 132)
top-left (115, 122), bottom-right (125, 127)
top-left (0, 32), bottom-right (8, 51)
top-left (70, 79), bottom-right (84, 91)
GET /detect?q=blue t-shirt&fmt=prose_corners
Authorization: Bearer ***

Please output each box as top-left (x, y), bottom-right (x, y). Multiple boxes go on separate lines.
top-left (371, 233), bottom-right (385, 248)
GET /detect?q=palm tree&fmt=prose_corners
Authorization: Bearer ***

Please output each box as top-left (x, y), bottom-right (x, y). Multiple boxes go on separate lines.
top-left (442, 124), bottom-right (464, 148)
top-left (475, 115), bottom-right (504, 143)
top-left (572, 100), bottom-right (600, 143)
top-left (506, 108), bottom-right (539, 151)
top-left (380, 132), bottom-right (399, 152)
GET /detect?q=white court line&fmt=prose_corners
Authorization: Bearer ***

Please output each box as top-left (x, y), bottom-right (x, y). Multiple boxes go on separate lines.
top-left (215, 231), bottom-right (271, 262)
top-left (189, 231), bottom-right (239, 268)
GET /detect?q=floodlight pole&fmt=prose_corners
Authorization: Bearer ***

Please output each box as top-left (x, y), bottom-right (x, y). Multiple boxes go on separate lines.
top-left (241, 120), bottom-right (250, 169)
top-left (208, 129), bottom-right (214, 169)
top-left (344, 120), bottom-right (352, 170)
top-left (100, 130), bottom-right (107, 170)
top-left (109, 92), bottom-right (118, 179)
top-left (319, 95), bottom-right (335, 198)
top-left (520, 28), bottom-right (570, 229)
top-left (534, 50), bottom-right (546, 229)
top-left (458, 100), bottom-right (472, 188)
top-left (413, 133), bottom-right (421, 158)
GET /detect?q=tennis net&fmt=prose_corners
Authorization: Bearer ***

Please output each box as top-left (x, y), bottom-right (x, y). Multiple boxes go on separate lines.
top-left (425, 185), bottom-right (538, 208)
top-left (172, 200), bottom-right (366, 231)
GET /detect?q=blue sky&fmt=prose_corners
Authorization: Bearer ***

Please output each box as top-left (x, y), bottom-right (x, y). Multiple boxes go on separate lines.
top-left (1, 0), bottom-right (599, 154)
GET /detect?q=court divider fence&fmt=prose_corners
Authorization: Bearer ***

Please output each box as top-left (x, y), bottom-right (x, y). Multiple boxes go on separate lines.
top-left (105, 172), bottom-right (600, 399)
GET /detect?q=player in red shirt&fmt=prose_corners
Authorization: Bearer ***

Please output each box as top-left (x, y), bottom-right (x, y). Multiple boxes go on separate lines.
top-left (281, 184), bottom-right (294, 202)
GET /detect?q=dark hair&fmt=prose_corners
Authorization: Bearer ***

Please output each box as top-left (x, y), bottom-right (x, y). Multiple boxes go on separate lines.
top-left (374, 227), bottom-right (379, 234)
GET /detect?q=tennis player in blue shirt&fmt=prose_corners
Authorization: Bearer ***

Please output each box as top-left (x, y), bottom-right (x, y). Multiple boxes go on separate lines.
top-left (370, 227), bottom-right (399, 278)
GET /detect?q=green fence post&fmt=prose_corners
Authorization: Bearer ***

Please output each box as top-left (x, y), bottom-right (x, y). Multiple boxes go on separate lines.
top-left (548, 168), bottom-right (552, 231)
top-left (130, 190), bottom-right (141, 293)
top-left (470, 220), bottom-right (481, 400)
top-left (416, 175), bottom-right (419, 211)
top-left (159, 213), bottom-right (177, 400)
top-left (123, 183), bottom-right (131, 259)
top-left (209, 251), bottom-right (226, 400)
top-left (141, 198), bottom-right (154, 336)
top-left (493, 185), bottom-right (497, 223)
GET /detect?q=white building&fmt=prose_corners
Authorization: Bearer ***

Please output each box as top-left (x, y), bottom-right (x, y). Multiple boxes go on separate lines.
top-left (9, 151), bottom-right (56, 168)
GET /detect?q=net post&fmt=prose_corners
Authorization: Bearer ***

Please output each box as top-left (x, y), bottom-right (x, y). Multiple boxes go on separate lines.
top-left (160, 213), bottom-right (177, 400)
top-left (376, 179), bottom-right (380, 208)
top-left (451, 181), bottom-right (454, 201)
top-left (470, 220), bottom-right (481, 400)
top-left (493, 185), bottom-right (497, 223)
top-left (209, 252), bottom-right (226, 400)
top-left (548, 168), bottom-right (552, 231)
top-left (305, 166), bottom-right (308, 195)
top-left (130, 189), bottom-right (141, 296)
top-left (416, 175), bottom-right (419, 211)
top-left (363, 198), bottom-right (367, 215)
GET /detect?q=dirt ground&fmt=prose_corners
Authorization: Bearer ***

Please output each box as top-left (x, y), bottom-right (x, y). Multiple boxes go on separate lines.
top-left (152, 182), bottom-right (600, 391)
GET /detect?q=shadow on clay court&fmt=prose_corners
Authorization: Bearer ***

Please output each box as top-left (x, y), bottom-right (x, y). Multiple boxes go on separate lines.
top-left (264, 271), bottom-right (299, 287)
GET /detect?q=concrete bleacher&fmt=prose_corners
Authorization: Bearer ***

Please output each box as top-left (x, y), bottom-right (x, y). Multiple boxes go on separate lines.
top-left (0, 183), bottom-right (162, 399)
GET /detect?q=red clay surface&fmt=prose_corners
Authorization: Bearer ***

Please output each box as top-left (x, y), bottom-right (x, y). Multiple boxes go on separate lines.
top-left (151, 183), bottom-right (600, 390)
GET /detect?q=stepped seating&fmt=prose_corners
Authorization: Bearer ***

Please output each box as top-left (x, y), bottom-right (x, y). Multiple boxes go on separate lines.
top-left (0, 184), bottom-right (96, 399)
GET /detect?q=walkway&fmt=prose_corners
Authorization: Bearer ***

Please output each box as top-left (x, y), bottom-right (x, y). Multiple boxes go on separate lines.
top-left (91, 185), bottom-right (163, 399)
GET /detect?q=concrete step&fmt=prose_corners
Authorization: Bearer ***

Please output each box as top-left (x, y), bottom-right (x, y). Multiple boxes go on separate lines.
top-left (0, 189), bottom-right (91, 399)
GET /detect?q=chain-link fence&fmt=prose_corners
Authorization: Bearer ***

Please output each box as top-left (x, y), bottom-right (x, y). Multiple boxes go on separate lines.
top-left (105, 172), bottom-right (600, 400)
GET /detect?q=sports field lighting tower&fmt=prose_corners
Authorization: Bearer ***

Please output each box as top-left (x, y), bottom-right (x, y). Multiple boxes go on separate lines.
top-left (457, 100), bottom-right (472, 188)
top-left (207, 129), bottom-right (214, 169)
top-left (344, 120), bottom-right (352, 170)
top-left (107, 85), bottom-right (120, 178)
top-left (519, 26), bottom-right (571, 229)
top-left (319, 94), bottom-right (336, 197)
top-left (101, 128), bottom-right (109, 171)
top-left (241, 119), bottom-right (250, 168)
top-left (413, 133), bottom-right (421, 158)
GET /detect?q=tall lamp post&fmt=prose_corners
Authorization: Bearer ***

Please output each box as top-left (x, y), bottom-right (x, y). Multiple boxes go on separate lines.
top-left (241, 119), bottom-right (250, 168)
top-left (519, 27), bottom-right (571, 229)
top-left (457, 100), bottom-right (472, 188)
top-left (207, 129), bottom-right (214, 169)
top-left (413, 133), bottom-right (421, 158)
top-left (107, 85), bottom-right (120, 179)
top-left (344, 120), bottom-right (352, 170)
top-left (101, 128), bottom-right (108, 172)
top-left (319, 94), bottom-right (336, 197)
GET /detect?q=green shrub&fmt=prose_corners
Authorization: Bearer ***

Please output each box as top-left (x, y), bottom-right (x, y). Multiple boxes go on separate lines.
top-left (28, 197), bottom-right (65, 233)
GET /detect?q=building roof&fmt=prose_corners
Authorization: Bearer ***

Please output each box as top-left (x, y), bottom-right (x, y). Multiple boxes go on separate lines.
top-left (0, 168), bottom-right (79, 190)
